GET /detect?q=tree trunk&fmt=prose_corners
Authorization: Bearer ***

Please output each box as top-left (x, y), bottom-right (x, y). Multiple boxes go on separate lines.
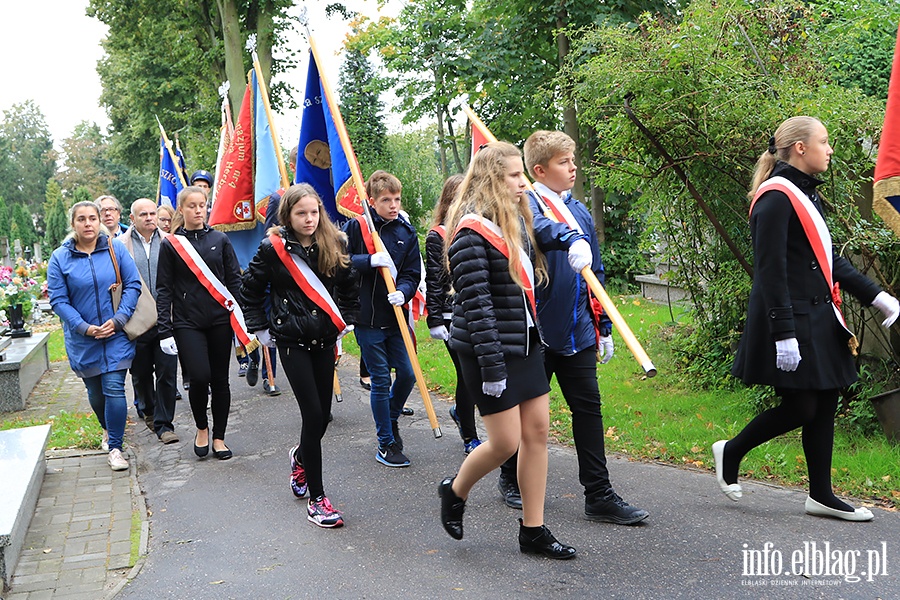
top-left (556, 9), bottom-right (585, 201)
top-left (255, 2), bottom-right (275, 86)
top-left (217, 0), bottom-right (246, 114)
top-left (435, 89), bottom-right (448, 178)
top-left (586, 132), bottom-right (606, 244)
top-left (445, 107), bottom-right (463, 174)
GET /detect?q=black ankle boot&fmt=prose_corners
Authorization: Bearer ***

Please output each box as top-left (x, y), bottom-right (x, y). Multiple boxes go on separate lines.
top-left (438, 477), bottom-right (465, 540)
top-left (518, 518), bottom-right (576, 559)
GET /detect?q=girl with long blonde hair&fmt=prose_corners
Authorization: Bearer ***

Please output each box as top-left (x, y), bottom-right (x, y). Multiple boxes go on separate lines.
top-left (438, 142), bottom-right (575, 559)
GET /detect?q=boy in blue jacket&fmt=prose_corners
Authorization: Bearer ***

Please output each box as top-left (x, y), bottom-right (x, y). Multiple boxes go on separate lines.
top-left (343, 171), bottom-right (420, 468)
top-left (498, 130), bottom-right (649, 524)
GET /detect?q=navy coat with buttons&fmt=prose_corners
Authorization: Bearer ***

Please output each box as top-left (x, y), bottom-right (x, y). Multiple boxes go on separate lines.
top-left (731, 162), bottom-right (882, 390)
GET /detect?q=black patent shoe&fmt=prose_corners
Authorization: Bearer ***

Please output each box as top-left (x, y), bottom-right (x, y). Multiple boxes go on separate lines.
top-left (518, 519), bottom-right (577, 560)
top-left (438, 477), bottom-right (465, 540)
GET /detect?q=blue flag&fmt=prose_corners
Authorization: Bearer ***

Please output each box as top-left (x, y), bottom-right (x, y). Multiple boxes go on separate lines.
top-left (222, 69), bottom-right (276, 269)
top-left (294, 49), bottom-right (359, 225)
top-left (158, 137), bottom-right (183, 209)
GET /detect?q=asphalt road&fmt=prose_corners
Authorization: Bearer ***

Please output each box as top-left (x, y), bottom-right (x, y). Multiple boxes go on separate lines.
top-left (117, 356), bottom-right (900, 600)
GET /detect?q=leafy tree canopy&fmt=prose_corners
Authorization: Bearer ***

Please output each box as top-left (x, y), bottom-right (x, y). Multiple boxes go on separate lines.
top-left (0, 101), bottom-right (57, 213)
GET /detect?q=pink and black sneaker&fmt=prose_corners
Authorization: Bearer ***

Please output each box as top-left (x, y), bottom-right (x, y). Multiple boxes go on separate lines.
top-left (307, 495), bottom-right (343, 528)
top-left (289, 445), bottom-right (308, 498)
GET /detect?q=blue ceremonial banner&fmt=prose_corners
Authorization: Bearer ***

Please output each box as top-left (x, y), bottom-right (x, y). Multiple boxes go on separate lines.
top-left (253, 68), bottom-right (282, 217)
top-left (293, 49), bottom-right (359, 224)
top-left (157, 137), bottom-right (183, 209)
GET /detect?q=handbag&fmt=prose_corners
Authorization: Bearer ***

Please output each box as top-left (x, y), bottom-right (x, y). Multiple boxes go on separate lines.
top-left (108, 241), bottom-right (158, 340)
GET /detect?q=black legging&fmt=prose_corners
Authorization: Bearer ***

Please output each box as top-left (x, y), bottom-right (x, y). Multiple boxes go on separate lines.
top-left (444, 338), bottom-right (478, 441)
top-left (723, 388), bottom-right (851, 511)
top-left (175, 324), bottom-right (233, 440)
top-left (280, 343), bottom-right (335, 500)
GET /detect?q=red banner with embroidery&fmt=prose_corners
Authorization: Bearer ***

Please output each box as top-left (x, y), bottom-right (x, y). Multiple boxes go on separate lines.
top-left (167, 234), bottom-right (258, 351)
top-left (452, 214), bottom-right (536, 318)
top-left (269, 233), bottom-right (348, 335)
top-left (750, 177), bottom-right (854, 340)
top-left (209, 81), bottom-right (256, 231)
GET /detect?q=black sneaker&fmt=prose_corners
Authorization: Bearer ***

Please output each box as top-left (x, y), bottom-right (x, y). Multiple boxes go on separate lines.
top-left (246, 362), bottom-right (259, 387)
top-left (585, 493), bottom-right (649, 525)
top-left (498, 473), bottom-right (522, 509)
top-left (401, 406), bottom-right (414, 416)
top-left (263, 381), bottom-right (281, 396)
top-left (391, 421), bottom-right (403, 451)
top-left (376, 442), bottom-right (410, 467)
top-left (449, 406), bottom-right (465, 441)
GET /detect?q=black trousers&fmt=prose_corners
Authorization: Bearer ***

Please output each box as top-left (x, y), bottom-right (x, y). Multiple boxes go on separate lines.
top-left (279, 344), bottom-right (335, 500)
top-left (500, 347), bottom-right (613, 500)
top-left (131, 333), bottom-right (178, 435)
top-left (175, 324), bottom-right (233, 440)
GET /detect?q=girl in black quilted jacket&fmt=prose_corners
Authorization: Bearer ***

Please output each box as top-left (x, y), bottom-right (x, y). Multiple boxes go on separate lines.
top-left (437, 141), bottom-right (576, 559)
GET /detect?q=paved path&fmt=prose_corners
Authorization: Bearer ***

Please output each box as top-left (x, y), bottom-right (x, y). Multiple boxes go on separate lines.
top-left (5, 357), bottom-right (900, 599)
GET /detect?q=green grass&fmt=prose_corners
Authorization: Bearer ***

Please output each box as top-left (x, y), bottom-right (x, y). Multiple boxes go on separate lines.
top-left (0, 410), bottom-right (102, 450)
top-left (344, 296), bottom-right (900, 508)
top-left (45, 326), bottom-right (66, 362)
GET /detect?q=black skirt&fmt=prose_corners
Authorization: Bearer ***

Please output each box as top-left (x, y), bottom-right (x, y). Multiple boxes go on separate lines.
top-left (457, 330), bottom-right (550, 416)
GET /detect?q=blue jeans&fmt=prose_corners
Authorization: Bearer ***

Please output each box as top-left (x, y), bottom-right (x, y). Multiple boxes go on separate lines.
top-left (355, 325), bottom-right (415, 447)
top-left (83, 370), bottom-right (128, 451)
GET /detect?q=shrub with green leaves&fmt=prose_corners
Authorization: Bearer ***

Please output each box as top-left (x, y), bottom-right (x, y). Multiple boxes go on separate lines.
top-left (566, 0), bottom-right (900, 404)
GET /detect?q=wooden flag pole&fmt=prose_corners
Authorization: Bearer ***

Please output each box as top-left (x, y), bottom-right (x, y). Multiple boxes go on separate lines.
top-left (306, 30), bottom-right (441, 437)
top-left (251, 52), bottom-right (291, 190)
top-left (462, 105), bottom-right (657, 377)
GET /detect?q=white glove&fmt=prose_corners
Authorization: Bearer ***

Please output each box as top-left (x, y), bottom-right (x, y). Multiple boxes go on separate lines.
top-left (160, 337), bottom-right (178, 356)
top-left (254, 329), bottom-right (276, 348)
top-left (775, 338), bottom-right (801, 372)
top-left (429, 325), bottom-right (450, 341)
top-left (872, 291), bottom-right (900, 328)
top-left (387, 291), bottom-right (405, 306)
top-left (339, 324), bottom-right (354, 339)
top-left (370, 252), bottom-right (393, 269)
top-left (567, 238), bottom-right (592, 273)
top-left (482, 379), bottom-right (507, 397)
top-left (598, 335), bottom-right (615, 364)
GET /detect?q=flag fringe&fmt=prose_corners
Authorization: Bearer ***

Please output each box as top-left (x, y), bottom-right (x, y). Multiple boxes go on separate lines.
top-left (211, 221), bottom-right (258, 232)
top-left (873, 177), bottom-right (900, 238)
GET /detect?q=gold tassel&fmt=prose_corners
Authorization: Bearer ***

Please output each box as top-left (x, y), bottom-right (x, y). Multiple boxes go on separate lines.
top-left (848, 334), bottom-right (859, 357)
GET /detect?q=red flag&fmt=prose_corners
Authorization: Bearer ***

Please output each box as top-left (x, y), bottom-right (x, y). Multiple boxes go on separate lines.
top-left (874, 23), bottom-right (900, 238)
top-left (209, 82), bottom-right (256, 231)
top-left (471, 119), bottom-right (491, 161)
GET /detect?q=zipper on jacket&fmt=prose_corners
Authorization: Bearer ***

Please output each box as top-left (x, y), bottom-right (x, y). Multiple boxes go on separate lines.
top-left (87, 250), bottom-right (109, 366)
top-left (570, 273), bottom-right (581, 352)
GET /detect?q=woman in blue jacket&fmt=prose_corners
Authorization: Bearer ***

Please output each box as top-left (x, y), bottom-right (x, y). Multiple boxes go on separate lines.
top-left (48, 200), bottom-right (142, 471)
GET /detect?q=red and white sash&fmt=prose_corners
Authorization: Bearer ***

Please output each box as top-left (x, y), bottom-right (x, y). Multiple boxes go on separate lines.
top-left (167, 234), bottom-right (258, 350)
top-left (269, 233), bottom-right (350, 337)
top-left (533, 183), bottom-right (583, 235)
top-left (453, 214), bottom-right (537, 318)
top-left (750, 176), bottom-right (855, 341)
